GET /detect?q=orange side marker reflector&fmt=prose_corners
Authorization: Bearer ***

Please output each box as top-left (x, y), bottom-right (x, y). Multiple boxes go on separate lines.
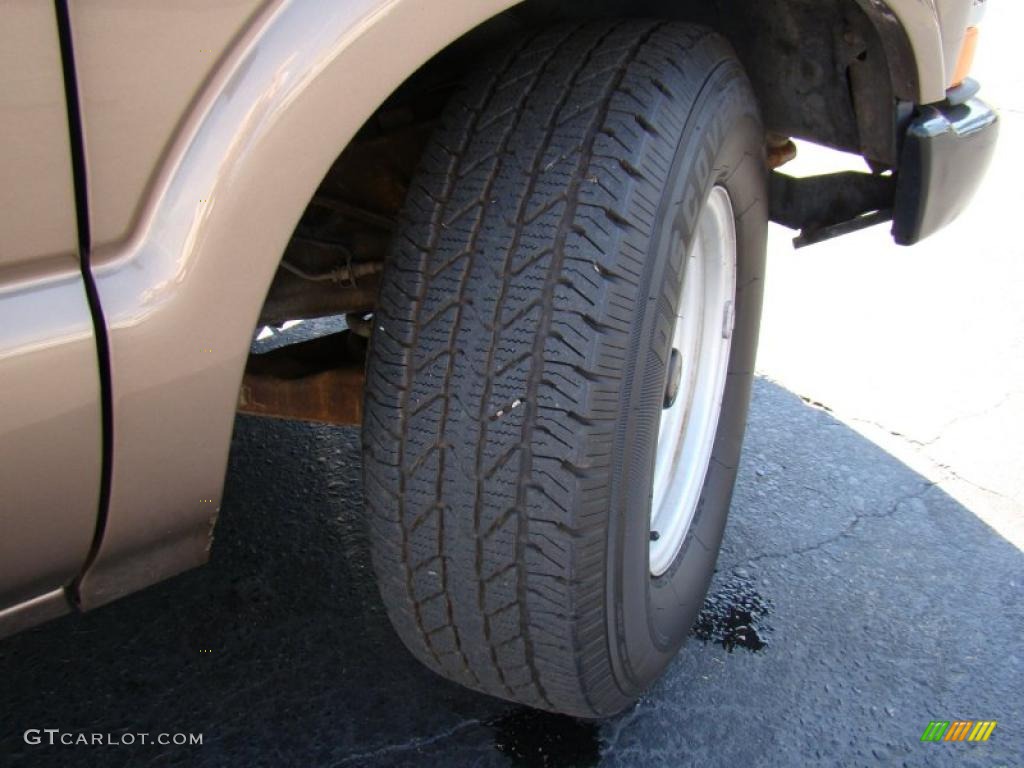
top-left (951, 26), bottom-right (979, 87)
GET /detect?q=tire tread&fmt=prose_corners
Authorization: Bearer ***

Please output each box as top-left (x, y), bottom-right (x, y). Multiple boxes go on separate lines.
top-left (364, 21), bottom-right (737, 716)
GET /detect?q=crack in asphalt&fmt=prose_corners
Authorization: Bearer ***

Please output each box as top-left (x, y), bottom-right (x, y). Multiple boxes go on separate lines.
top-left (739, 480), bottom-right (938, 568)
top-left (329, 718), bottom-right (484, 766)
top-left (601, 699), bottom-right (652, 756)
top-left (785, 385), bottom-right (1022, 503)
top-left (846, 390), bottom-right (1017, 450)
top-left (933, 462), bottom-right (1017, 502)
top-left (737, 383), bottom-right (1023, 567)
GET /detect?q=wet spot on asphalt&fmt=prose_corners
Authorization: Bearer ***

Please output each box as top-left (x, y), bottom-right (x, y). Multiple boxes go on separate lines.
top-left (491, 708), bottom-right (601, 767)
top-left (691, 571), bottom-right (772, 652)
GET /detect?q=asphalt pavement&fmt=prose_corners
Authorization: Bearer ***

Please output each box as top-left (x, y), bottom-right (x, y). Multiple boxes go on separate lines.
top-left (1, 378), bottom-right (1020, 766)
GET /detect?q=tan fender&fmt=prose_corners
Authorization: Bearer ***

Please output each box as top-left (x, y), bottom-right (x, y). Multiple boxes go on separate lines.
top-left (857, 0), bottom-right (974, 104)
top-left (78, 0), bottom-right (517, 608)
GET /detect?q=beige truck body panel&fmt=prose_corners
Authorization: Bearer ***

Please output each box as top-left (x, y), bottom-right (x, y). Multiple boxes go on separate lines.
top-left (68, 0), bottom-right (267, 247)
top-left (884, 0), bottom-right (974, 103)
top-left (0, 1), bottom-right (78, 267)
top-left (0, 1), bottom-right (101, 632)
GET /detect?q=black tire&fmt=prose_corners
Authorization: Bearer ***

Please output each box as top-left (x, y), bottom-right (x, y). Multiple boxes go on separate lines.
top-left (363, 20), bottom-right (767, 717)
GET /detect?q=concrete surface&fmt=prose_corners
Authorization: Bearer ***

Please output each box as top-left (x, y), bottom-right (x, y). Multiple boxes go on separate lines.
top-left (2, 4), bottom-right (1023, 767)
top-left (758, 0), bottom-right (1024, 550)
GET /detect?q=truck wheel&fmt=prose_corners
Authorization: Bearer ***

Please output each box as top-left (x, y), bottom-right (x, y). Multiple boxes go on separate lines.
top-left (363, 20), bottom-right (766, 717)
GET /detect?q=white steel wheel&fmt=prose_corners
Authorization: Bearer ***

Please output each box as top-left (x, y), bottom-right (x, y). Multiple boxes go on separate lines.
top-left (649, 185), bottom-right (737, 577)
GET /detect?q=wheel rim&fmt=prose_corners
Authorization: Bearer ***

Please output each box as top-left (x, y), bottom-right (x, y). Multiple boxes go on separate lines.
top-left (649, 185), bottom-right (737, 577)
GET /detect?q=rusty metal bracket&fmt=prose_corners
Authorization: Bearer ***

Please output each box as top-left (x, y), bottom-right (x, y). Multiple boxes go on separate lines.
top-left (238, 331), bottom-right (365, 426)
top-left (769, 170), bottom-right (895, 248)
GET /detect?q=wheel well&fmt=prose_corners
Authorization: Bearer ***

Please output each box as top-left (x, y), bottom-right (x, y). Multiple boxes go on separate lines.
top-left (526, 1), bottom-right (906, 162)
top-left (245, 0), bottom-right (907, 423)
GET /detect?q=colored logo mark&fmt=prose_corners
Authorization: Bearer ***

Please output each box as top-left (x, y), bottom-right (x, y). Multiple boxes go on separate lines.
top-left (920, 720), bottom-right (997, 742)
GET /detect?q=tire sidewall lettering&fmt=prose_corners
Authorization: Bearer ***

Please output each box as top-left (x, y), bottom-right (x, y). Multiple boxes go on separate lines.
top-left (609, 63), bottom-right (766, 693)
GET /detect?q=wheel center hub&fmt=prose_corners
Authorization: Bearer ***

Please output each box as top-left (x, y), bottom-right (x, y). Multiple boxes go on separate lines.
top-left (664, 348), bottom-right (682, 408)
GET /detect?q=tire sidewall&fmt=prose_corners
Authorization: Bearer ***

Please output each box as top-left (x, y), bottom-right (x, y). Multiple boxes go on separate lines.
top-left (607, 60), bottom-right (767, 695)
